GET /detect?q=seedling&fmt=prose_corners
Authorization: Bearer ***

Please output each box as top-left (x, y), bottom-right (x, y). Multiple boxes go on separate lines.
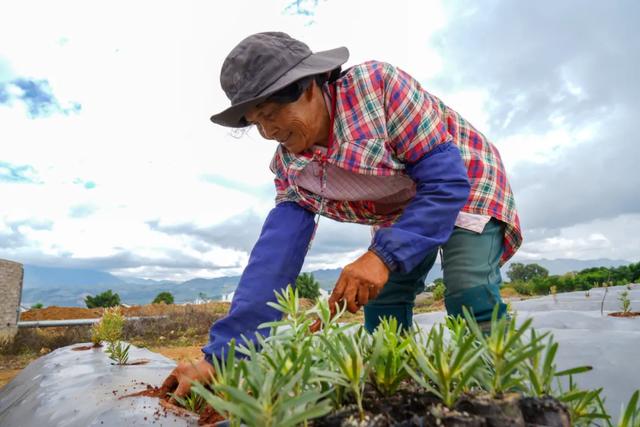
top-left (619, 291), bottom-right (632, 314)
top-left (525, 329), bottom-right (592, 397)
top-left (368, 317), bottom-right (413, 396)
top-left (94, 307), bottom-right (125, 343)
top-left (91, 307), bottom-right (129, 363)
top-left (618, 390), bottom-right (640, 427)
top-left (106, 340), bottom-right (130, 365)
top-left (319, 327), bottom-right (369, 421)
top-left (191, 340), bottom-right (242, 425)
top-left (464, 306), bottom-right (546, 396)
top-left (405, 322), bottom-right (482, 408)
top-left (557, 374), bottom-right (611, 426)
top-left (169, 391), bottom-right (205, 414)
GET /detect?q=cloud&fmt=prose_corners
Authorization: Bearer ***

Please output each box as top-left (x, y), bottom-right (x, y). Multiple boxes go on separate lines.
top-left (432, 1), bottom-right (639, 137)
top-left (0, 76), bottom-right (81, 118)
top-left (200, 174), bottom-right (272, 198)
top-left (0, 218), bottom-right (53, 249)
top-left (68, 204), bottom-right (97, 219)
top-left (147, 210), bottom-right (265, 253)
top-left (429, 1), bottom-right (640, 250)
top-left (148, 210), bottom-right (374, 269)
top-left (284, 0), bottom-right (323, 25)
top-left (515, 213), bottom-right (640, 262)
top-left (511, 113), bottom-right (640, 231)
top-left (0, 161), bottom-right (40, 183)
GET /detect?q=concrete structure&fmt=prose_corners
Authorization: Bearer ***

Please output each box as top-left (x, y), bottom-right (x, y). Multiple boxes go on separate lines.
top-left (0, 259), bottom-right (23, 343)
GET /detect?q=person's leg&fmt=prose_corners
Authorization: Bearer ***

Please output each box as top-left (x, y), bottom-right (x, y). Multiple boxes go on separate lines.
top-left (363, 249), bottom-right (438, 332)
top-left (442, 219), bottom-right (507, 324)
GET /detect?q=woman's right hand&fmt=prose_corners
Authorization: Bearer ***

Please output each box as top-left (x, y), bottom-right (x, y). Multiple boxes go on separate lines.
top-left (160, 358), bottom-right (215, 402)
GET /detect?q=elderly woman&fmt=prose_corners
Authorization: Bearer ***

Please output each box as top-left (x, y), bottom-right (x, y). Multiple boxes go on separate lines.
top-left (162, 32), bottom-right (522, 397)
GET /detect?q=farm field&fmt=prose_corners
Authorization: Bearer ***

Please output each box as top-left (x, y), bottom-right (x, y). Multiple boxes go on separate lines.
top-left (0, 288), bottom-right (476, 388)
top-left (3, 286), bottom-right (637, 426)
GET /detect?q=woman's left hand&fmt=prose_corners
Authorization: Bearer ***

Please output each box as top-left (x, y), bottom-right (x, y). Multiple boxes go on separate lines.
top-left (329, 251), bottom-right (390, 314)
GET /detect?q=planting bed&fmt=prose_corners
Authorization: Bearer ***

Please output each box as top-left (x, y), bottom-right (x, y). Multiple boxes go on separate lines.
top-left (0, 342), bottom-right (198, 426)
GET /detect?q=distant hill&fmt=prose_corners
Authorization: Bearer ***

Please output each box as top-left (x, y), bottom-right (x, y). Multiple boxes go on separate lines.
top-left (20, 258), bottom-right (633, 307)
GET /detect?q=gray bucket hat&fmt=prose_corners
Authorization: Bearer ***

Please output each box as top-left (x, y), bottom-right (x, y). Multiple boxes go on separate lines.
top-left (210, 32), bottom-right (349, 128)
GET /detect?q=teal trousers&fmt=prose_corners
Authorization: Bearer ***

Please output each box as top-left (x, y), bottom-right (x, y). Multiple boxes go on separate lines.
top-left (364, 219), bottom-right (507, 332)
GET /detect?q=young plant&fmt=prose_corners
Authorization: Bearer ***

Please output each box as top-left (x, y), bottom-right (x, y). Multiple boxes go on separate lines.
top-left (201, 337), bottom-right (331, 427)
top-left (404, 322), bottom-right (483, 408)
top-left (619, 291), bottom-right (632, 314)
top-left (464, 306), bottom-right (546, 396)
top-left (557, 374), bottom-right (611, 426)
top-left (95, 306), bottom-right (125, 343)
top-left (191, 340), bottom-right (243, 425)
top-left (368, 317), bottom-right (413, 397)
top-left (193, 288), bottom-right (334, 427)
top-left (618, 390), bottom-right (640, 427)
top-left (524, 329), bottom-right (592, 397)
top-left (169, 391), bottom-right (205, 414)
top-left (92, 307), bottom-right (128, 362)
top-left (319, 327), bottom-right (369, 421)
top-left (106, 340), bottom-right (130, 365)
top-left (90, 321), bottom-right (103, 346)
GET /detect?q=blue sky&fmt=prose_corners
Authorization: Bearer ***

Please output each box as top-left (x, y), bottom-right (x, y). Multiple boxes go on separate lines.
top-left (0, 0), bottom-right (638, 280)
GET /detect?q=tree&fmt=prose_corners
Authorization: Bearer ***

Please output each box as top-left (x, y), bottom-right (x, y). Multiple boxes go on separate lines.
top-left (295, 272), bottom-right (321, 300)
top-left (31, 302), bottom-right (44, 309)
top-left (85, 289), bottom-right (121, 308)
top-left (506, 263), bottom-right (549, 283)
top-left (152, 291), bottom-right (174, 305)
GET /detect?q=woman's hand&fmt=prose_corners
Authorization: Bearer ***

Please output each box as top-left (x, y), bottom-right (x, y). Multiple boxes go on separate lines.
top-left (328, 250), bottom-right (390, 314)
top-left (160, 359), bottom-right (215, 402)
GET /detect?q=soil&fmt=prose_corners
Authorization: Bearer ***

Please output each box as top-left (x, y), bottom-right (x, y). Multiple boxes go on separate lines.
top-left (125, 358), bottom-right (150, 365)
top-left (20, 301), bottom-right (232, 321)
top-left (122, 383), bottom-right (225, 426)
top-left (72, 344), bottom-right (95, 351)
top-left (608, 311), bottom-right (640, 318)
top-left (311, 387), bottom-right (571, 427)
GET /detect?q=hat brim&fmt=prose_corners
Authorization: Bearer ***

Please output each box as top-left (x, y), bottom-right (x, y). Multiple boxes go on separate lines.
top-left (210, 46), bottom-right (349, 128)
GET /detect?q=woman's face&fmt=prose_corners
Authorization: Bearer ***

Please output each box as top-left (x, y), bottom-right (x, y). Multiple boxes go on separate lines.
top-left (245, 81), bottom-right (330, 154)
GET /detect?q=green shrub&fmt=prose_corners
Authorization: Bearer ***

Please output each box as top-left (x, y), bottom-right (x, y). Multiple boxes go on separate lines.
top-left (432, 281), bottom-right (446, 301)
top-left (31, 303), bottom-right (44, 309)
top-left (85, 289), bottom-right (121, 308)
top-left (295, 272), bottom-right (321, 300)
top-left (152, 291), bottom-right (174, 305)
top-left (532, 277), bottom-right (552, 295)
top-left (511, 280), bottom-right (534, 296)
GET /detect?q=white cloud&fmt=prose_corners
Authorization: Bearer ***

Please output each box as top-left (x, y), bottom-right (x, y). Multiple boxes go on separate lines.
top-left (518, 214), bottom-right (640, 262)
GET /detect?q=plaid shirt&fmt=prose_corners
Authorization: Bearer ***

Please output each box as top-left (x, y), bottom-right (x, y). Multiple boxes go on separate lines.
top-left (270, 61), bottom-right (522, 265)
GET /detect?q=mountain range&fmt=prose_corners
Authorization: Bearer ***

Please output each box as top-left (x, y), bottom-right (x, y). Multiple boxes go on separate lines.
top-left (19, 257), bottom-right (632, 307)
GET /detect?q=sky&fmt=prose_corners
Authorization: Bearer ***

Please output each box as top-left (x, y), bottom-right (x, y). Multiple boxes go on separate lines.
top-left (1, 0), bottom-right (638, 281)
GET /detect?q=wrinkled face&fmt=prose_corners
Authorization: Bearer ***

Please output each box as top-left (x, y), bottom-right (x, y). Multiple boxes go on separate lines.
top-left (244, 82), bottom-right (329, 154)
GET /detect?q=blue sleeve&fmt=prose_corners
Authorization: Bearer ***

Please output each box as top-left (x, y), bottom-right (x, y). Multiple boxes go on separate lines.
top-left (202, 201), bottom-right (315, 363)
top-left (368, 142), bottom-right (471, 273)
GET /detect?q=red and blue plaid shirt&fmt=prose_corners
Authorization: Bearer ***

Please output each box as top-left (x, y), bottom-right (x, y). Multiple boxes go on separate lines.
top-left (270, 61), bottom-right (522, 265)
